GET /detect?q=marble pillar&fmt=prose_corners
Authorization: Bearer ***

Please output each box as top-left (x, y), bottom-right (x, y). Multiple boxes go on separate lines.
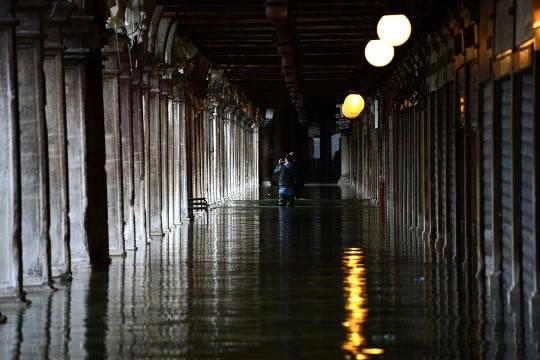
top-left (43, 1), bottom-right (72, 278)
top-left (178, 95), bottom-right (190, 221)
top-left (63, 15), bottom-right (110, 266)
top-left (142, 68), bottom-right (152, 241)
top-left (216, 109), bottom-right (224, 201)
top-left (224, 118), bottom-right (231, 198)
top-left (254, 128), bottom-right (260, 187)
top-left (148, 69), bottom-right (163, 240)
top-left (338, 132), bottom-right (351, 185)
top-left (208, 106), bottom-right (215, 204)
top-left (199, 112), bottom-right (205, 199)
top-left (167, 86), bottom-right (175, 228)
top-left (192, 111), bottom-right (200, 199)
top-left (172, 86), bottom-right (181, 225)
top-left (119, 53), bottom-right (136, 250)
top-left (185, 104), bottom-right (195, 219)
top-left (0, 2), bottom-right (23, 297)
top-left (15, 1), bottom-right (51, 286)
top-left (132, 68), bottom-right (147, 245)
top-left (102, 40), bottom-right (125, 256)
top-left (214, 108), bottom-right (220, 202)
top-left (201, 109), bottom-right (208, 201)
top-left (159, 79), bottom-right (169, 232)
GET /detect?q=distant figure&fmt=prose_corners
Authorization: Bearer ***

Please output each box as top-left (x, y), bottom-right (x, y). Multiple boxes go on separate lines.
top-left (288, 152), bottom-right (305, 199)
top-left (274, 154), bottom-right (297, 207)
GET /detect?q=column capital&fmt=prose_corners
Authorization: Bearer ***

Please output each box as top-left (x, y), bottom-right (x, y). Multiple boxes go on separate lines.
top-left (43, 1), bottom-right (74, 52)
top-left (159, 78), bottom-right (169, 96)
top-left (131, 66), bottom-right (143, 87)
top-left (44, 0), bottom-right (74, 24)
top-left (102, 33), bottom-right (130, 74)
top-left (63, 15), bottom-right (96, 62)
top-left (14, 1), bottom-right (47, 39)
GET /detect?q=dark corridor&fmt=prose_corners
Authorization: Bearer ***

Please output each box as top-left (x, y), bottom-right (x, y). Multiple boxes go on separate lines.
top-left (2, 0), bottom-right (540, 359)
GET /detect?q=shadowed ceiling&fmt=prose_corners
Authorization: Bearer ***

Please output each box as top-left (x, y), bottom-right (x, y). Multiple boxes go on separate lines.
top-left (158, 0), bottom-right (416, 110)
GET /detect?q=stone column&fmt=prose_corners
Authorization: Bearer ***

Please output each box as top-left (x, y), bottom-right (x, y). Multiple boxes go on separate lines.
top-left (207, 104), bottom-right (215, 204)
top-left (0, 2), bottom-right (23, 297)
top-left (172, 85), bottom-right (182, 225)
top-left (177, 90), bottom-right (189, 221)
top-left (43, 1), bottom-right (73, 278)
top-left (102, 39), bottom-right (125, 256)
top-left (159, 79), bottom-right (169, 232)
top-left (216, 111), bottom-right (222, 199)
top-left (193, 111), bottom-right (202, 199)
top-left (234, 121), bottom-right (239, 194)
top-left (219, 107), bottom-right (226, 200)
top-left (119, 49), bottom-right (135, 250)
top-left (254, 128), bottom-right (260, 187)
top-left (226, 116), bottom-right (231, 197)
top-left (15, 1), bottom-right (52, 287)
top-left (201, 109), bottom-right (208, 201)
top-left (201, 111), bottom-right (206, 198)
top-left (259, 126), bottom-right (273, 186)
top-left (184, 103), bottom-right (194, 219)
top-left (63, 15), bottom-right (110, 266)
top-left (214, 107), bottom-right (220, 201)
top-left (167, 84), bottom-right (175, 228)
top-left (338, 132), bottom-right (351, 185)
top-left (142, 68), bottom-right (151, 242)
top-left (148, 69), bottom-right (163, 240)
top-left (132, 67), bottom-right (147, 245)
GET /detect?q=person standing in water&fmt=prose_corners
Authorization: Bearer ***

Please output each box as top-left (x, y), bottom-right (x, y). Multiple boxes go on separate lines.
top-left (287, 152), bottom-right (305, 199)
top-left (274, 153), bottom-right (297, 207)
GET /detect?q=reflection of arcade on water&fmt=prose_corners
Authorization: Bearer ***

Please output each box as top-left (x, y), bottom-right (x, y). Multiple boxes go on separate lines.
top-left (342, 248), bottom-right (383, 359)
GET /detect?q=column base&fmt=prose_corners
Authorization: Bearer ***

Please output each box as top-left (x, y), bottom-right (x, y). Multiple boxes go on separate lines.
top-left (261, 180), bottom-right (272, 187)
top-left (22, 276), bottom-right (47, 288)
top-left (337, 176), bottom-right (350, 185)
top-left (150, 234), bottom-right (163, 242)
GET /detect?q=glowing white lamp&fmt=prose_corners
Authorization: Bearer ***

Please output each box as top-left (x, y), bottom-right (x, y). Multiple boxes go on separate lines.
top-left (364, 40), bottom-right (395, 67)
top-left (341, 93), bottom-right (365, 119)
top-left (377, 14), bottom-right (412, 46)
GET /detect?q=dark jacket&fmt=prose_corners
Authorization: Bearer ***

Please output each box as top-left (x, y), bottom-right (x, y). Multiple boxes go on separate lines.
top-left (274, 162), bottom-right (297, 187)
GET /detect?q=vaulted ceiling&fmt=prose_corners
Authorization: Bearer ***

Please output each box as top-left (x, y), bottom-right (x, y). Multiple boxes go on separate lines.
top-left (158, 0), bottom-right (413, 110)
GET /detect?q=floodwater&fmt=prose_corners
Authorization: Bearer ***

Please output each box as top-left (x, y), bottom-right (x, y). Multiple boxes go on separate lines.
top-left (0, 185), bottom-right (538, 359)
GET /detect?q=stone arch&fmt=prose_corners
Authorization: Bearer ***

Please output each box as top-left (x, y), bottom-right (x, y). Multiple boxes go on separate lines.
top-left (146, 5), bottom-right (164, 55)
top-left (154, 17), bottom-right (172, 62)
top-left (164, 21), bottom-right (178, 65)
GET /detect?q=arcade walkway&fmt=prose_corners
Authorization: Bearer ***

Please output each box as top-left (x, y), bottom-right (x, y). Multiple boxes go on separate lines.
top-left (0, 185), bottom-right (533, 359)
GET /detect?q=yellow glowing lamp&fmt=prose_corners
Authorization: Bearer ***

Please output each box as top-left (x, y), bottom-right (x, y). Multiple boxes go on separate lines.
top-left (341, 94), bottom-right (365, 119)
top-left (364, 40), bottom-right (394, 67)
top-left (377, 14), bottom-right (412, 46)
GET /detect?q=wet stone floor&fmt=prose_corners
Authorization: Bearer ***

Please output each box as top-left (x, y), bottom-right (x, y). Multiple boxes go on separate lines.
top-left (0, 185), bottom-right (538, 359)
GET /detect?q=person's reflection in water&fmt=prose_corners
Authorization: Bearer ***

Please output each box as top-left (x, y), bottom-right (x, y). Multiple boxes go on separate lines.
top-left (278, 206), bottom-right (295, 246)
top-left (84, 267), bottom-right (109, 359)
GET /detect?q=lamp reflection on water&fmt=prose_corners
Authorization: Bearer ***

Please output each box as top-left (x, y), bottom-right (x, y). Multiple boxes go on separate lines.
top-left (342, 248), bottom-right (384, 359)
